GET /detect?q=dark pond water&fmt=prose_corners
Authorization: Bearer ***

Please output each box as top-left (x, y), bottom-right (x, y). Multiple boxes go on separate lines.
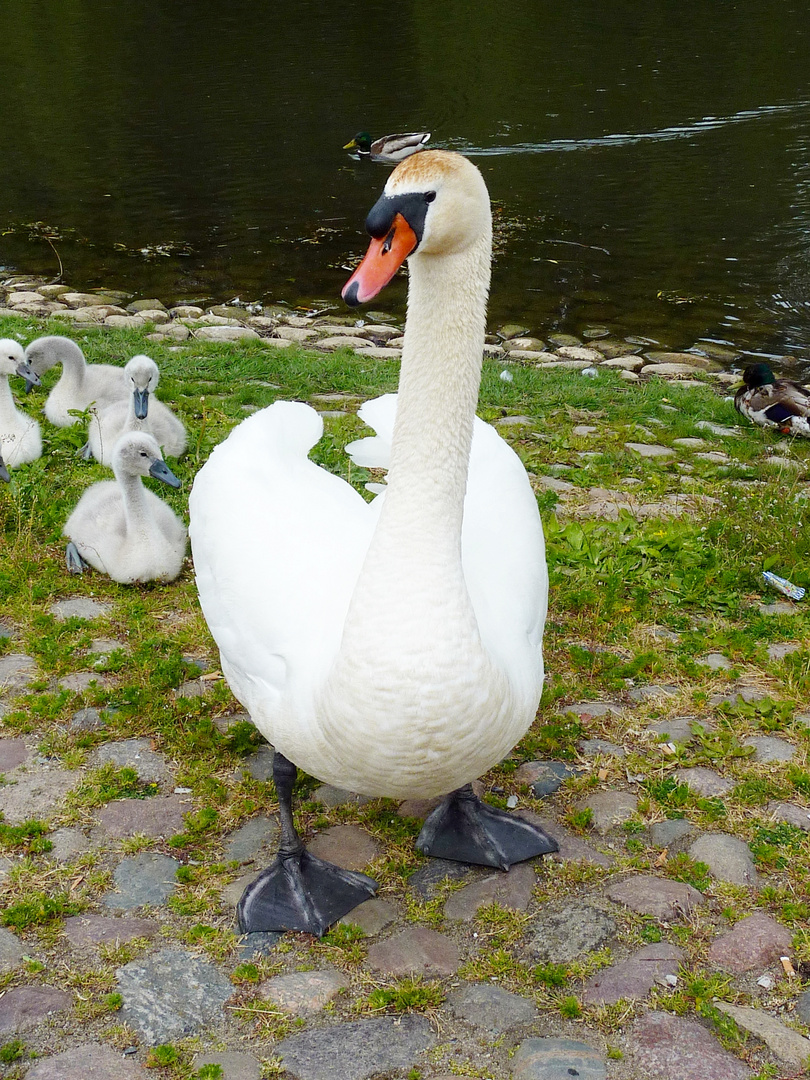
top-left (3, 2), bottom-right (810, 366)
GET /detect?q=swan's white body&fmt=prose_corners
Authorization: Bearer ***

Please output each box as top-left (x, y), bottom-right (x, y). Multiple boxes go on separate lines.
top-left (64, 433), bottom-right (187, 584)
top-left (88, 355), bottom-right (187, 466)
top-left (25, 336), bottom-right (128, 427)
top-left (0, 339), bottom-right (42, 467)
top-left (190, 151), bottom-right (547, 799)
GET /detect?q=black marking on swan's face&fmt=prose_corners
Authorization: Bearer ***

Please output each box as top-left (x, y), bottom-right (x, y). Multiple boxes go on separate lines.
top-left (365, 190), bottom-right (436, 247)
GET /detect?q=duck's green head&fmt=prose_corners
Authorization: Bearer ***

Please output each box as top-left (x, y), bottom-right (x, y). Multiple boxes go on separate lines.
top-left (742, 362), bottom-right (777, 389)
top-left (344, 131), bottom-right (372, 152)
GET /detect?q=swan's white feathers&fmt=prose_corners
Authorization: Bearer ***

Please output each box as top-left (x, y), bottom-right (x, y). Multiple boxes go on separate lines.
top-left (0, 339), bottom-right (42, 467)
top-left (25, 336), bottom-right (128, 427)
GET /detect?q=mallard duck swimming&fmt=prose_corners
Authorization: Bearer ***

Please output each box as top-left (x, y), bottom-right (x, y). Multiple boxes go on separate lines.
top-left (343, 131), bottom-right (431, 164)
top-left (734, 362), bottom-right (810, 437)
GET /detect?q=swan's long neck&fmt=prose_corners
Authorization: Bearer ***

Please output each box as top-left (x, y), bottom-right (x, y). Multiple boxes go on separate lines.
top-left (342, 223), bottom-right (491, 640)
top-left (117, 474), bottom-right (153, 539)
top-left (54, 347), bottom-right (86, 394)
top-left (0, 375), bottom-right (18, 424)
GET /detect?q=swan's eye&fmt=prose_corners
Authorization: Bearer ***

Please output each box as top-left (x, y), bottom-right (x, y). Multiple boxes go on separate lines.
top-left (382, 228), bottom-right (395, 255)
top-left (424, 191), bottom-right (436, 204)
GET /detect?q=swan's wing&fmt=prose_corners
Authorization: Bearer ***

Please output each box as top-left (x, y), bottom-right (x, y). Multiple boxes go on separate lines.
top-left (189, 401), bottom-right (375, 717)
top-left (347, 394), bottom-right (547, 675)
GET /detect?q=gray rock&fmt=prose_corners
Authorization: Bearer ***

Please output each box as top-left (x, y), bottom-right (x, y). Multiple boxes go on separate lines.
top-left (277, 1015), bottom-right (434, 1080)
top-left (521, 811), bottom-right (614, 868)
top-left (578, 738), bottom-right (626, 758)
top-left (743, 735), bottom-right (795, 762)
top-left (796, 990), bottom-right (810, 1025)
top-left (90, 738), bottom-right (170, 785)
top-left (47, 827), bottom-right (91, 861)
top-left (625, 441), bottom-right (676, 458)
top-left (630, 1010), bottom-right (753, 1078)
top-left (307, 824), bottom-right (382, 870)
top-left (629, 683), bottom-right (680, 702)
top-left (240, 744), bottom-right (275, 781)
top-left (515, 760), bottom-right (579, 797)
top-left (50, 597), bottom-right (112, 621)
top-left (444, 863), bottom-right (536, 921)
top-left (223, 815), bottom-right (280, 862)
top-left (579, 790), bottom-right (638, 834)
top-left (117, 947), bottom-right (233, 1044)
top-left (697, 651), bottom-right (732, 670)
top-left (445, 982), bottom-right (536, 1033)
top-left (766, 800), bottom-right (810, 830)
top-left (312, 784), bottom-right (371, 807)
top-left (0, 737), bottom-right (28, 771)
top-left (0, 926), bottom-right (24, 973)
top-left (695, 420), bottom-right (741, 437)
top-left (339, 897), bottom-right (396, 936)
top-left (25, 1043), bottom-right (147, 1079)
top-left (236, 930), bottom-right (283, 959)
top-left (408, 857), bottom-right (477, 897)
top-left (0, 985), bottom-right (72, 1033)
top-left (69, 706), bottom-right (106, 733)
top-left (646, 717), bottom-right (701, 744)
top-left (511, 1037), bottom-right (607, 1079)
top-left (767, 642), bottom-right (801, 661)
top-left (758, 601), bottom-right (799, 615)
top-left (707, 912), bottom-right (793, 972)
top-left (714, 1002), bottom-right (810, 1065)
top-left (564, 701), bottom-right (623, 720)
top-left (675, 766), bottom-right (733, 798)
top-left (582, 943), bottom-right (684, 1004)
top-left (605, 874), bottom-right (705, 920)
top-left (689, 833), bottom-right (758, 886)
top-left (93, 794), bottom-right (190, 839)
top-left (367, 926), bottom-right (460, 977)
top-left (194, 325), bottom-right (260, 341)
top-left (103, 852), bottom-right (180, 909)
top-left (63, 914), bottom-right (159, 949)
top-left (192, 1053), bottom-right (261, 1080)
top-left (528, 900), bottom-right (616, 963)
top-left (650, 818), bottom-right (694, 847)
top-left (0, 767), bottom-right (80, 823)
top-left (58, 671), bottom-right (116, 694)
top-left (0, 653), bottom-right (38, 694)
top-left (261, 968), bottom-right (349, 1014)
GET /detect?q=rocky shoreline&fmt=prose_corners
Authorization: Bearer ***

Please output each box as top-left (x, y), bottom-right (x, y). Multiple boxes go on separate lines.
top-left (0, 274), bottom-right (748, 385)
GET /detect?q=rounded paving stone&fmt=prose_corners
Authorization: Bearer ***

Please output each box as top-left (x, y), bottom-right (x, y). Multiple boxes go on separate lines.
top-left (0, 767), bottom-right (80, 824)
top-left (528, 900), bottom-right (616, 963)
top-left (117, 947), bottom-right (233, 1045)
top-left (650, 818), bottom-right (694, 847)
top-left (47, 826), bottom-right (92, 861)
top-left (192, 1052), bottom-right (262, 1080)
top-left (743, 735), bottom-right (796, 763)
top-left (103, 851), bottom-right (180, 909)
top-left (629, 1010), bottom-right (753, 1079)
top-left (766, 800), bottom-right (810, 831)
top-left (24, 1042), bottom-right (148, 1078)
top-left (50, 597), bottom-right (113, 621)
top-left (0, 926), bottom-right (25, 973)
top-left (581, 942), bottom-right (684, 1004)
top-left (0, 653), bottom-right (38, 694)
top-left (90, 738), bottom-right (170, 785)
top-left (261, 968), bottom-right (349, 1014)
top-left (689, 833), bottom-right (758, 886)
top-left (674, 766), bottom-right (733, 798)
top-left (307, 824), bottom-right (382, 871)
top-left (93, 794), bottom-right (190, 839)
top-left (707, 911), bottom-right (793, 972)
top-left (223, 815), bottom-right (280, 862)
top-left (445, 982), bottom-right (537, 1033)
top-left (605, 873), bottom-right (705, 920)
top-left (0, 985), bottom-right (72, 1033)
top-left (444, 862), bottom-right (536, 920)
top-left (0, 737), bottom-right (28, 772)
top-left (339, 897), bottom-right (397, 936)
top-left (367, 926), bottom-right (460, 977)
top-left (579, 789), bottom-right (638, 834)
top-left (63, 914), bottom-right (159, 949)
top-left (511, 1037), bottom-right (607, 1079)
top-left (276, 1015), bottom-right (434, 1080)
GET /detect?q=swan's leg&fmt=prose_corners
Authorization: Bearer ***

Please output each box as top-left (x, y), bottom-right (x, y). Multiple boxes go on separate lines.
top-left (77, 442), bottom-right (93, 460)
top-left (236, 751), bottom-right (378, 936)
top-left (416, 783), bottom-right (558, 871)
top-left (65, 542), bottom-right (89, 575)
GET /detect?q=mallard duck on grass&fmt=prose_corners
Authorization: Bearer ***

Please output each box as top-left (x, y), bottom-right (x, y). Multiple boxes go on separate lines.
top-left (734, 362), bottom-right (810, 437)
top-left (343, 131), bottom-right (431, 164)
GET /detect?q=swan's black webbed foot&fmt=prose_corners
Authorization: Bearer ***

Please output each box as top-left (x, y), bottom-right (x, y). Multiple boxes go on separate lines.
top-left (236, 849), bottom-right (377, 936)
top-left (416, 784), bottom-right (559, 870)
top-left (65, 542), bottom-right (89, 575)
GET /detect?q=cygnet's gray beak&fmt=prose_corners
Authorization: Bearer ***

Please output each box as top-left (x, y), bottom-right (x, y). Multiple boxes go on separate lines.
top-left (0, 456), bottom-right (9, 483)
top-left (148, 458), bottom-right (181, 488)
top-left (133, 388), bottom-right (149, 420)
top-left (17, 360), bottom-right (40, 389)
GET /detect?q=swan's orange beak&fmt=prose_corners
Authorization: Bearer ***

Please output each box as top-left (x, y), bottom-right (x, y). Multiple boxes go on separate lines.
top-left (342, 213), bottom-right (418, 305)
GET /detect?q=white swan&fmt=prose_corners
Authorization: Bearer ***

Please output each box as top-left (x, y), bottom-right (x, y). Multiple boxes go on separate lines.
top-left (88, 354), bottom-right (187, 466)
top-left (189, 150), bottom-right (553, 934)
top-left (64, 432), bottom-right (187, 583)
top-left (25, 335), bottom-right (128, 427)
top-left (0, 339), bottom-right (42, 468)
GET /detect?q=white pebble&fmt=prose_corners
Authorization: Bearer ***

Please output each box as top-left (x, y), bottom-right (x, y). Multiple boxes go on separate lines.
top-left (757, 974), bottom-right (774, 989)
top-left (506, 794), bottom-right (518, 808)
top-left (499, 369), bottom-right (514, 382)
top-left (581, 366), bottom-right (599, 378)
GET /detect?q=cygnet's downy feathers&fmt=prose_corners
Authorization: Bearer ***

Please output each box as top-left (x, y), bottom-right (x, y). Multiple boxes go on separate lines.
top-left (88, 354), bottom-right (187, 466)
top-left (64, 431), bottom-right (187, 583)
top-left (0, 338), bottom-right (42, 467)
top-left (25, 335), bottom-right (128, 427)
